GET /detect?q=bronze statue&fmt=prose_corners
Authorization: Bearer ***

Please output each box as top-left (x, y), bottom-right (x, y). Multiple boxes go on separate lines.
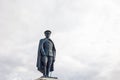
top-left (36, 30), bottom-right (56, 78)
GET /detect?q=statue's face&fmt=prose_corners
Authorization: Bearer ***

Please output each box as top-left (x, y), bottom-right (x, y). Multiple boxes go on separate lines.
top-left (45, 32), bottom-right (51, 38)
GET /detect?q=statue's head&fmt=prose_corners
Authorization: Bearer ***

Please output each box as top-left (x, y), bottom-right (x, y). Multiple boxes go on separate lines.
top-left (44, 30), bottom-right (51, 38)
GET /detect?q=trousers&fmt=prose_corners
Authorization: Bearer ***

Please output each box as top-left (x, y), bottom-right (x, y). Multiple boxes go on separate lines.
top-left (41, 56), bottom-right (53, 77)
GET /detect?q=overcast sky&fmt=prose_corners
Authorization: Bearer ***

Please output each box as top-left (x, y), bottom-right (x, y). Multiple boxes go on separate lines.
top-left (0, 0), bottom-right (120, 80)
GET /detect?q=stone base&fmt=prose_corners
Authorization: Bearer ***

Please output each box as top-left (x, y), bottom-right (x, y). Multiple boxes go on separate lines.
top-left (35, 77), bottom-right (59, 80)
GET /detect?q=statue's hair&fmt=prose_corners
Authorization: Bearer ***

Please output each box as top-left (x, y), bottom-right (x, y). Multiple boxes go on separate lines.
top-left (44, 30), bottom-right (51, 34)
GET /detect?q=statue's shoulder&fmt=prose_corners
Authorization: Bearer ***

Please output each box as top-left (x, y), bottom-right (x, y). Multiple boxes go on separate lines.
top-left (40, 38), bottom-right (46, 42)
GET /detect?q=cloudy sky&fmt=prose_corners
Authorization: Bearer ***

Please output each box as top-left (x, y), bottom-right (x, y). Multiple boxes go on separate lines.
top-left (0, 0), bottom-right (120, 80)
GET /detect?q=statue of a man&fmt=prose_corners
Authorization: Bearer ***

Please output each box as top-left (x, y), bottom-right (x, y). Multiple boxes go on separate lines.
top-left (36, 30), bottom-right (56, 78)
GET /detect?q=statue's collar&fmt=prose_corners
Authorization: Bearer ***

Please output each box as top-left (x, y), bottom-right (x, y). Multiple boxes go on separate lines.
top-left (44, 38), bottom-right (51, 40)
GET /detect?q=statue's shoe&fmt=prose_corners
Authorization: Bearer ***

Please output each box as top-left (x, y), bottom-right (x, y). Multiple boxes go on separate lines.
top-left (40, 76), bottom-right (47, 78)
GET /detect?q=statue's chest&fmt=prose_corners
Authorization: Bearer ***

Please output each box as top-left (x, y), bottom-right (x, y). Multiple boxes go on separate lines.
top-left (44, 39), bottom-right (53, 47)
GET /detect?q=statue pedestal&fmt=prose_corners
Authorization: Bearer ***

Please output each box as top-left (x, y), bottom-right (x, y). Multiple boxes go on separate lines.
top-left (35, 77), bottom-right (59, 80)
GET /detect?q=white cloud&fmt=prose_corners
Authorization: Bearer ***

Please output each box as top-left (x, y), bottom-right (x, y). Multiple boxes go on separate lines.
top-left (0, 0), bottom-right (120, 80)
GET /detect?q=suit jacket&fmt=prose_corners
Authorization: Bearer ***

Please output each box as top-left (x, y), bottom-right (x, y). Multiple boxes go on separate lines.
top-left (36, 38), bottom-right (56, 73)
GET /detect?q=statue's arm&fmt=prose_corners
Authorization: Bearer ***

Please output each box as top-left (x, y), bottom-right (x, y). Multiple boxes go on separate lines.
top-left (53, 43), bottom-right (56, 59)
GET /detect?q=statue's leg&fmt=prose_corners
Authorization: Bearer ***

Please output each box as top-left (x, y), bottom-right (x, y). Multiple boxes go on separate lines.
top-left (47, 56), bottom-right (53, 77)
top-left (42, 56), bottom-right (48, 77)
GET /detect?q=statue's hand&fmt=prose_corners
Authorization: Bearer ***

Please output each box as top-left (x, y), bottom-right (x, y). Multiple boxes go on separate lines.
top-left (43, 55), bottom-right (46, 57)
top-left (53, 57), bottom-right (55, 62)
